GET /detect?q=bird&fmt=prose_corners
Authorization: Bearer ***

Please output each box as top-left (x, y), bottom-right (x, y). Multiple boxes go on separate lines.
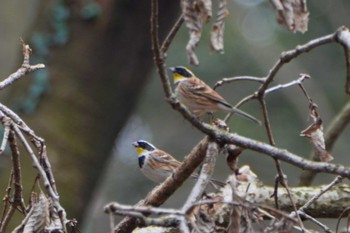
top-left (168, 66), bottom-right (260, 124)
top-left (132, 140), bottom-right (181, 183)
top-left (132, 140), bottom-right (224, 186)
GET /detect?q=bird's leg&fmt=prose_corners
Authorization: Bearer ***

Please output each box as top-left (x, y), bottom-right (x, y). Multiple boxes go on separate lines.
top-left (192, 110), bottom-right (204, 122)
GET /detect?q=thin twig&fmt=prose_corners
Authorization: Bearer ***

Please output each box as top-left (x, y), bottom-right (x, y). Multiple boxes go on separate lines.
top-left (12, 125), bottom-right (68, 232)
top-left (334, 26), bottom-right (350, 94)
top-left (0, 203), bottom-right (16, 233)
top-left (12, 125), bottom-right (58, 201)
top-left (265, 73), bottom-right (311, 94)
top-left (214, 76), bottom-right (266, 90)
top-left (257, 33), bottom-right (336, 95)
top-left (182, 141), bottom-right (219, 212)
top-left (0, 171), bottom-right (14, 233)
top-left (160, 15), bottom-right (184, 54)
top-left (8, 129), bottom-right (26, 213)
top-left (38, 143), bottom-right (58, 194)
top-left (151, 0), bottom-right (172, 99)
top-left (105, 202), bottom-right (184, 217)
top-left (259, 98), bottom-right (275, 145)
top-left (0, 43), bottom-right (45, 91)
top-left (299, 176), bottom-right (343, 213)
top-left (298, 212), bottom-right (334, 233)
top-left (0, 113), bottom-right (10, 154)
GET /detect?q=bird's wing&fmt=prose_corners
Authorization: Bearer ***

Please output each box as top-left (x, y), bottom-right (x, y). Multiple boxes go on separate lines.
top-left (187, 77), bottom-right (232, 108)
top-left (150, 150), bottom-right (181, 170)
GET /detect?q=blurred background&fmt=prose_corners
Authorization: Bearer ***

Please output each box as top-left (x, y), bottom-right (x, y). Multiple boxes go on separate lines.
top-left (0, 0), bottom-right (350, 232)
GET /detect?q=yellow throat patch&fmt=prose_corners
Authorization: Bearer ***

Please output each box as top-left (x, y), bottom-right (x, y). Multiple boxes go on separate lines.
top-left (173, 73), bottom-right (186, 83)
top-left (135, 147), bottom-right (145, 155)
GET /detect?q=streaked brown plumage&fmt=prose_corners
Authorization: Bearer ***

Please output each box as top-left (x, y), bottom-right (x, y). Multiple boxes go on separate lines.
top-left (132, 140), bottom-right (224, 187)
top-left (169, 66), bottom-right (260, 124)
top-left (132, 140), bottom-right (180, 183)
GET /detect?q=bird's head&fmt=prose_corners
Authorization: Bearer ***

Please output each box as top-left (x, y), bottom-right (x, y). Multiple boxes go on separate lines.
top-left (169, 66), bottom-right (195, 84)
top-left (132, 140), bottom-right (156, 155)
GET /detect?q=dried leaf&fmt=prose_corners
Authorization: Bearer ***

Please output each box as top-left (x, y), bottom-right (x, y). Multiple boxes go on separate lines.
top-left (270, 0), bottom-right (309, 33)
top-left (181, 0), bottom-right (204, 65)
top-left (236, 165), bottom-right (257, 183)
top-left (46, 198), bottom-right (64, 232)
top-left (21, 193), bottom-right (49, 233)
top-left (210, 0), bottom-right (228, 52)
top-left (225, 144), bottom-right (244, 172)
top-left (188, 192), bottom-right (231, 232)
top-left (181, 0), bottom-right (229, 65)
top-left (196, 0), bottom-right (212, 22)
top-left (300, 105), bottom-right (333, 162)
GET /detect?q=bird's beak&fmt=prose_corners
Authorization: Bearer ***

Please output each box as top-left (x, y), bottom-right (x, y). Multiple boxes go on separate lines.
top-left (168, 67), bottom-right (175, 72)
top-left (132, 142), bottom-right (138, 147)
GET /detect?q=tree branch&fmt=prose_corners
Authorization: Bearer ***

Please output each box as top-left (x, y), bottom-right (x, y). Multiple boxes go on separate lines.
top-left (0, 43), bottom-right (45, 91)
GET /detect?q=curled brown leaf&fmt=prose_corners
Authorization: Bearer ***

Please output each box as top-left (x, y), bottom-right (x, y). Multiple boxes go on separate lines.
top-left (300, 104), bottom-right (333, 162)
top-left (210, 0), bottom-right (229, 52)
top-left (180, 0), bottom-right (228, 65)
top-left (270, 0), bottom-right (309, 33)
top-left (181, 0), bottom-right (204, 65)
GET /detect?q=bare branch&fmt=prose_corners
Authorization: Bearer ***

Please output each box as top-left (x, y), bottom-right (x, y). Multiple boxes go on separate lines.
top-left (0, 113), bottom-right (11, 154)
top-left (160, 15), bottom-right (184, 54)
top-left (8, 129), bottom-right (26, 213)
top-left (335, 26), bottom-right (350, 94)
top-left (265, 73), bottom-right (310, 94)
top-left (150, 0), bottom-right (172, 99)
top-left (105, 202), bottom-right (184, 217)
top-left (214, 76), bottom-right (266, 90)
top-left (182, 141), bottom-right (220, 212)
top-left (0, 43), bottom-right (45, 91)
top-left (257, 32), bottom-right (335, 96)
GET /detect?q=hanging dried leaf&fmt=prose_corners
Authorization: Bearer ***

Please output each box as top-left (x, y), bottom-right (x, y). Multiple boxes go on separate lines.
top-left (181, 0), bottom-right (204, 65)
top-left (300, 105), bottom-right (333, 162)
top-left (13, 193), bottom-right (50, 233)
top-left (47, 198), bottom-right (64, 232)
top-left (210, 0), bottom-right (228, 52)
top-left (270, 0), bottom-right (309, 33)
top-left (180, 0), bottom-right (229, 65)
top-left (196, 0), bottom-right (212, 23)
top-left (225, 144), bottom-right (244, 172)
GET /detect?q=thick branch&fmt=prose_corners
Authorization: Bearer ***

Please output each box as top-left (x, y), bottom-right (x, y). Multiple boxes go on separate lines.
top-left (240, 181), bottom-right (349, 218)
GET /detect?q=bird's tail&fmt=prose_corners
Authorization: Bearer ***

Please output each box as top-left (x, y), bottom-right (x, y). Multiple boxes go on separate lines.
top-left (230, 107), bottom-right (261, 125)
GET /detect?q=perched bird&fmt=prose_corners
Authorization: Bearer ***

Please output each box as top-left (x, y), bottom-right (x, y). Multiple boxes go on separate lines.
top-left (132, 140), bottom-right (181, 183)
top-left (132, 140), bottom-right (224, 186)
top-left (169, 66), bottom-right (260, 124)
